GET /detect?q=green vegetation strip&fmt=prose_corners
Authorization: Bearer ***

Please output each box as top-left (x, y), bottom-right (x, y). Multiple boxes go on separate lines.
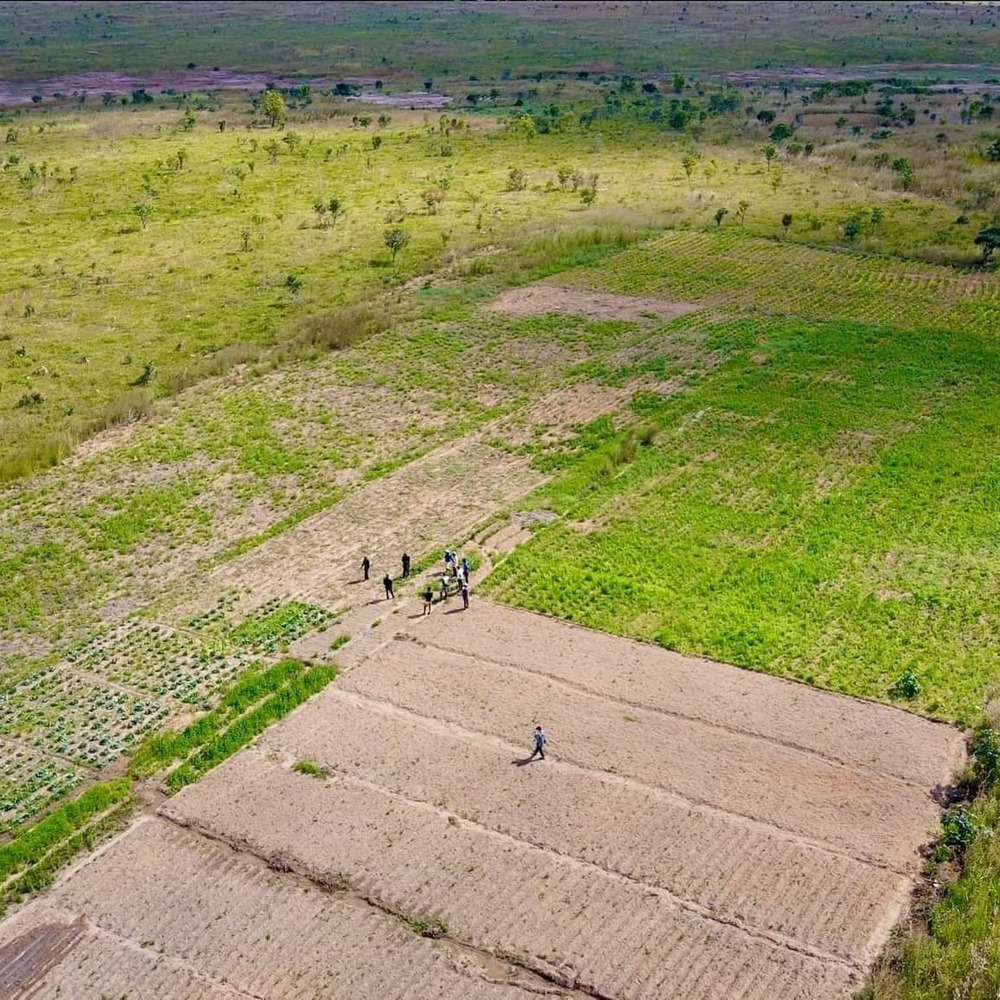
top-left (128, 659), bottom-right (306, 779)
top-left (0, 779), bottom-right (132, 882)
top-left (165, 664), bottom-right (336, 793)
top-left (0, 658), bottom-right (336, 913)
top-left (0, 778), bottom-right (133, 913)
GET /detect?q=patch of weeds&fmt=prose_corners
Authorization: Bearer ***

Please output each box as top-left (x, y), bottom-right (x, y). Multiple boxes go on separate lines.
top-left (292, 759), bottom-right (328, 779)
top-left (889, 669), bottom-right (922, 700)
top-left (329, 634), bottom-right (351, 651)
top-left (404, 916), bottom-right (449, 938)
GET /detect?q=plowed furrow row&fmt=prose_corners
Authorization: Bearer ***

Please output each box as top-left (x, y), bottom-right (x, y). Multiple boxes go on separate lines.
top-left (164, 754), bottom-right (859, 1000)
top-left (416, 604), bottom-right (963, 788)
top-left (336, 642), bottom-right (939, 868)
top-left (262, 688), bottom-right (905, 961)
top-left (29, 819), bottom-right (542, 1000)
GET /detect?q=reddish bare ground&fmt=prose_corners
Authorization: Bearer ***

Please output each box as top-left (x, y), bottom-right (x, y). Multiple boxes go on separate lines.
top-left (0, 603), bottom-right (962, 998)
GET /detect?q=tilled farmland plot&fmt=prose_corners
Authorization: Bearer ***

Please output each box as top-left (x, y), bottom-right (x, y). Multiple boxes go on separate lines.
top-left (0, 604), bottom-right (963, 999)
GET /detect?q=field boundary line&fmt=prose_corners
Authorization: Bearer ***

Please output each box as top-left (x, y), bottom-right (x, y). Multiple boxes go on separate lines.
top-left (306, 686), bottom-right (914, 878)
top-left (163, 751), bottom-right (867, 976)
top-left (154, 812), bottom-right (597, 1000)
top-left (412, 633), bottom-right (940, 792)
top-left (81, 914), bottom-right (262, 999)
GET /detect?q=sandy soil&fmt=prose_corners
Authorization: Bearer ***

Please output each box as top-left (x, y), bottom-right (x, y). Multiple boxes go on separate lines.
top-left (0, 819), bottom-right (549, 999)
top-left (485, 284), bottom-right (697, 323)
top-left (0, 603), bottom-right (960, 999)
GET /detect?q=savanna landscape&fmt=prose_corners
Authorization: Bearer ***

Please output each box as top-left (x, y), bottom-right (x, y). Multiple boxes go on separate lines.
top-left (0, 2), bottom-right (998, 997)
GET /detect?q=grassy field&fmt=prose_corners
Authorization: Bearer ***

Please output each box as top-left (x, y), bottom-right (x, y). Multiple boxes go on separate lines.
top-left (0, 1), bottom-right (998, 84)
top-left (0, 3), bottom-right (999, 995)
top-left (484, 232), bottom-right (999, 725)
top-left (3, 74), bottom-right (997, 482)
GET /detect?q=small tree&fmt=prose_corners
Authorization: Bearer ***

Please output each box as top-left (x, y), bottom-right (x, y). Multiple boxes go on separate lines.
top-left (506, 167), bottom-right (527, 191)
top-left (377, 113), bottom-right (391, 127)
top-left (974, 226), bottom-right (1000, 265)
top-left (264, 138), bottom-right (281, 163)
top-left (580, 187), bottom-right (597, 207)
top-left (736, 199), bottom-right (750, 227)
top-left (133, 203), bottom-right (153, 230)
top-left (756, 109), bottom-right (776, 125)
top-left (313, 200), bottom-right (328, 228)
top-left (713, 207), bottom-right (728, 228)
top-left (987, 139), bottom-right (1000, 163)
top-left (781, 212), bottom-right (793, 237)
top-left (891, 156), bottom-right (915, 191)
top-left (769, 122), bottom-right (794, 142)
top-left (327, 197), bottom-right (342, 227)
top-left (843, 217), bottom-right (862, 242)
top-left (422, 188), bottom-right (445, 214)
top-left (262, 89), bottom-right (286, 127)
top-left (681, 154), bottom-right (697, 182)
top-left (557, 165), bottom-right (573, 189)
top-left (384, 227), bottom-right (410, 263)
top-left (672, 74), bottom-right (685, 94)
top-left (762, 144), bottom-right (777, 171)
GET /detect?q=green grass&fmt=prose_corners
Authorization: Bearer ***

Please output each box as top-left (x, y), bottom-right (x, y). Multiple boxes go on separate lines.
top-left (0, 1), bottom-right (996, 82)
top-left (0, 777), bottom-right (133, 912)
top-left (165, 663), bottom-right (336, 792)
top-left (127, 658), bottom-right (306, 778)
top-left (292, 759), bottom-right (328, 779)
top-left (487, 311), bottom-right (999, 725)
top-left (0, 778), bottom-right (131, 881)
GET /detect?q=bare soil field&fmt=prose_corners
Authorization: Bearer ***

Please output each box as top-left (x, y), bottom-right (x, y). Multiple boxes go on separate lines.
top-left (485, 285), bottom-right (698, 324)
top-left (0, 603), bottom-right (963, 999)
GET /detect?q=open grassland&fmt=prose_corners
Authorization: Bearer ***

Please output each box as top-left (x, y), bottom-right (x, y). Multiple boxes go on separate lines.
top-left (0, 1), bottom-right (998, 84)
top-left (3, 81), bottom-right (998, 481)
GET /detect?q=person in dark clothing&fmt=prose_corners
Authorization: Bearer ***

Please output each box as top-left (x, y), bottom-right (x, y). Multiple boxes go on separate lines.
top-left (361, 555), bottom-right (370, 581)
top-left (460, 579), bottom-right (470, 610)
top-left (383, 573), bottom-right (395, 600)
top-left (422, 584), bottom-right (434, 615)
top-left (527, 726), bottom-right (547, 760)
top-left (401, 552), bottom-right (411, 577)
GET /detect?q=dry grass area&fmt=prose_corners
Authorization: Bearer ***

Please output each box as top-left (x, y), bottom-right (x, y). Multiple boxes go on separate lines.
top-left (0, 603), bottom-right (963, 999)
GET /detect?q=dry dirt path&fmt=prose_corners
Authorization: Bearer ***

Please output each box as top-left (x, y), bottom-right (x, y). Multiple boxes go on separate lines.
top-left (167, 439), bottom-right (547, 624)
top-left (0, 603), bottom-right (963, 999)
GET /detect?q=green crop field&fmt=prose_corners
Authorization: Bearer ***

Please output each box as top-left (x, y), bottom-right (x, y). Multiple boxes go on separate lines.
top-left (0, 2), bottom-right (999, 995)
top-left (484, 230), bottom-right (1000, 726)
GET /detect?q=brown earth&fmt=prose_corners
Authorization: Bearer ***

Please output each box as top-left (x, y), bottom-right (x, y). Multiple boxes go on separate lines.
top-left (0, 602), bottom-right (963, 999)
top-left (485, 284), bottom-right (698, 323)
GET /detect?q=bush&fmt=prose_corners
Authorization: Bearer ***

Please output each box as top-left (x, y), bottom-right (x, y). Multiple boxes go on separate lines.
top-left (296, 305), bottom-right (391, 352)
top-left (889, 669), bottom-right (921, 699)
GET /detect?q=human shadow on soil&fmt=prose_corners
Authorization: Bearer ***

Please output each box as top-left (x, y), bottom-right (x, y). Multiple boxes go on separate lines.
top-left (512, 756), bottom-right (542, 767)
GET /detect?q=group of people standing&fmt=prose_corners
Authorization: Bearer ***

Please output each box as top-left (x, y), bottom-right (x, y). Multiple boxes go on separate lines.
top-left (358, 548), bottom-right (472, 610)
top-left (357, 548), bottom-right (547, 762)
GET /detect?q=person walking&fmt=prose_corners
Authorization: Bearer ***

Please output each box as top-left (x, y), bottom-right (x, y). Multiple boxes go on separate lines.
top-left (528, 726), bottom-right (547, 761)
top-left (461, 556), bottom-right (471, 582)
top-left (401, 552), bottom-right (411, 578)
top-left (361, 555), bottom-right (370, 581)
top-left (422, 584), bottom-right (434, 615)
top-left (460, 578), bottom-right (470, 610)
top-left (439, 573), bottom-right (450, 602)
top-left (383, 573), bottom-right (395, 600)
